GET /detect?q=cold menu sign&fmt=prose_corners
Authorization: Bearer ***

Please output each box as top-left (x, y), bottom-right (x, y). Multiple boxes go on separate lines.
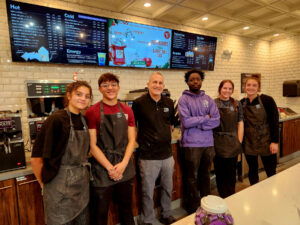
top-left (6, 0), bottom-right (108, 66)
top-left (171, 30), bottom-right (217, 70)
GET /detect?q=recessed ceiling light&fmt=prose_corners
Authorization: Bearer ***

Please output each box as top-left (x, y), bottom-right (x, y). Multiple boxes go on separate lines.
top-left (273, 33), bottom-right (279, 37)
top-left (144, 2), bottom-right (151, 7)
top-left (243, 26), bottom-right (249, 30)
top-left (202, 17), bottom-right (208, 21)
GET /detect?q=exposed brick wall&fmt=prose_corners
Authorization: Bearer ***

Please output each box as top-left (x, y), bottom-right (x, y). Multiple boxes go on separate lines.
top-left (2, 0), bottom-right (299, 146)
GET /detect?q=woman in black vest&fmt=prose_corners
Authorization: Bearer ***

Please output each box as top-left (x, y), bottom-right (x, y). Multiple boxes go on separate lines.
top-left (241, 75), bottom-right (279, 185)
top-left (213, 80), bottom-right (244, 198)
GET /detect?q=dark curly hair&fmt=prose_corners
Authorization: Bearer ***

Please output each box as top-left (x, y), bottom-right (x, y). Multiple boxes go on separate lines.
top-left (64, 80), bottom-right (93, 106)
top-left (184, 69), bottom-right (205, 83)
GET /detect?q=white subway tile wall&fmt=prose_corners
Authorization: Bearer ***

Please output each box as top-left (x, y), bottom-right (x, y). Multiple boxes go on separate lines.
top-left (0, 0), bottom-right (299, 144)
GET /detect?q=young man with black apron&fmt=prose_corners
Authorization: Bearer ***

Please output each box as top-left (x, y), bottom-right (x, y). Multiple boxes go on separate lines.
top-left (241, 75), bottom-right (279, 185)
top-left (31, 81), bottom-right (92, 225)
top-left (85, 73), bottom-right (136, 225)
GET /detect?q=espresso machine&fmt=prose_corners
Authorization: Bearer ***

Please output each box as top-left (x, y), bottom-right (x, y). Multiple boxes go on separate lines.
top-left (0, 110), bottom-right (26, 172)
top-left (26, 80), bottom-right (73, 148)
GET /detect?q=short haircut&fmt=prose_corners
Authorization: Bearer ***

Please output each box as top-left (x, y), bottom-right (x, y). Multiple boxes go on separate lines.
top-left (98, 73), bottom-right (119, 87)
top-left (184, 69), bottom-right (205, 83)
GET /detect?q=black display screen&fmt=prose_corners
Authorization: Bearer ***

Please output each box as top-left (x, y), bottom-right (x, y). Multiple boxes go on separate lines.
top-left (171, 30), bottom-right (217, 70)
top-left (6, 0), bottom-right (108, 66)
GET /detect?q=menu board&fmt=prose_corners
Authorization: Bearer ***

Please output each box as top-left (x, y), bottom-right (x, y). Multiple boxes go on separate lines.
top-left (171, 30), bottom-right (217, 70)
top-left (6, 0), bottom-right (108, 65)
top-left (108, 19), bottom-right (172, 68)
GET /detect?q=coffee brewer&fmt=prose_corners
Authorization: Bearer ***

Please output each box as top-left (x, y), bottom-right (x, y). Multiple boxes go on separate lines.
top-left (26, 80), bottom-right (73, 148)
top-left (0, 111), bottom-right (26, 172)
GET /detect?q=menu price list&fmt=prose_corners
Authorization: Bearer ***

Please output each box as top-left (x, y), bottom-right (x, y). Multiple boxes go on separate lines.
top-left (171, 30), bottom-right (217, 70)
top-left (6, 0), bottom-right (108, 65)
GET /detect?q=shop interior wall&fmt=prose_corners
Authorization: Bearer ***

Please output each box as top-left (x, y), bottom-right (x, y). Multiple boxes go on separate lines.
top-left (1, 0), bottom-right (291, 147)
top-left (270, 37), bottom-right (300, 113)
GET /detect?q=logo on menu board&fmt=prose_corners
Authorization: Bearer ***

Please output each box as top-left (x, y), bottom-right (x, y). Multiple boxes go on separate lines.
top-left (164, 31), bottom-right (170, 39)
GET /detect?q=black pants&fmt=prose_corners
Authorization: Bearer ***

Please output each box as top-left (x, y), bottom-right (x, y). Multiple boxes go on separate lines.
top-left (214, 156), bottom-right (238, 198)
top-left (245, 154), bottom-right (277, 185)
top-left (90, 179), bottom-right (135, 225)
top-left (182, 147), bottom-right (214, 214)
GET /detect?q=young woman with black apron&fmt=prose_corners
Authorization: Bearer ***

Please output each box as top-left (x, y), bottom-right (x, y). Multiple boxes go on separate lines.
top-left (31, 81), bottom-right (92, 225)
top-left (213, 80), bottom-right (244, 198)
top-left (241, 75), bottom-right (279, 185)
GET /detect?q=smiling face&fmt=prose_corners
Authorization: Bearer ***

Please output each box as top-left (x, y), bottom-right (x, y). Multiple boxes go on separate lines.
top-left (219, 81), bottom-right (233, 100)
top-left (99, 80), bottom-right (120, 102)
top-left (245, 78), bottom-right (260, 97)
top-left (67, 86), bottom-right (91, 114)
top-left (187, 72), bottom-right (202, 94)
top-left (147, 73), bottom-right (165, 99)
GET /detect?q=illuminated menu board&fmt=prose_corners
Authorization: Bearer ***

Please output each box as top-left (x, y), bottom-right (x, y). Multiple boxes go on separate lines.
top-left (6, 0), bottom-right (108, 65)
top-left (171, 30), bottom-right (217, 70)
top-left (108, 19), bottom-right (172, 68)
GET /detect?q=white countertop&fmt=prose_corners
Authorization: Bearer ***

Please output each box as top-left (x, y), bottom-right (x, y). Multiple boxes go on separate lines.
top-left (173, 163), bottom-right (300, 225)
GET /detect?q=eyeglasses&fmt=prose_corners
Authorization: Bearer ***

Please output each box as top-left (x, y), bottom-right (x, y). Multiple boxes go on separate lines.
top-left (100, 83), bottom-right (118, 88)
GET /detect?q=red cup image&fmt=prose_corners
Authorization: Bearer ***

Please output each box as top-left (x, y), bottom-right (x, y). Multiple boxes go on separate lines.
top-left (143, 57), bottom-right (152, 67)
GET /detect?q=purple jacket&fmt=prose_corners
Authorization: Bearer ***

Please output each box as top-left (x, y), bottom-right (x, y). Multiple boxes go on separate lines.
top-left (178, 90), bottom-right (220, 147)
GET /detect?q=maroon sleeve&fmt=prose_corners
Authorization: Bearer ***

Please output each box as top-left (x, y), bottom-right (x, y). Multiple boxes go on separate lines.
top-left (121, 104), bottom-right (135, 127)
top-left (85, 103), bottom-right (100, 129)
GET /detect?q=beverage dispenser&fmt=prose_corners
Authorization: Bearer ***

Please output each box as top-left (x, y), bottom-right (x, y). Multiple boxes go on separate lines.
top-left (0, 111), bottom-right (26, 172)
top-left (25, 80), bottom-right (73, 147)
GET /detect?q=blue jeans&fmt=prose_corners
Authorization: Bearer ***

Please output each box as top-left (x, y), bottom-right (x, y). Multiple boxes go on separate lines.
top-left (139, 156), bottom-right (175, 224)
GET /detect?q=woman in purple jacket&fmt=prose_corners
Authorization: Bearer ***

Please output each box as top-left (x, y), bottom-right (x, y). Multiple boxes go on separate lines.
top-left (178, 69), bottom-right (220, 214)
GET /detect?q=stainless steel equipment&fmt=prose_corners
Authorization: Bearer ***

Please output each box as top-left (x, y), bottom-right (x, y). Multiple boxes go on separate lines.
top-left (0, 111), bottom-right (26, 172)
top-left (25, 80), bottom-right (73, 146)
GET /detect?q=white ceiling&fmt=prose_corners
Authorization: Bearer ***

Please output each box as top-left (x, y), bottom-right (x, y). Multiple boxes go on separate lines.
top-left (75, 0), bottom-right (300, 41)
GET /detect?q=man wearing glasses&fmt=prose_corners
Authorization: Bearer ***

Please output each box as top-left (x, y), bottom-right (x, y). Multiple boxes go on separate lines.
top-left (85, 73), bottom-right (136, 225)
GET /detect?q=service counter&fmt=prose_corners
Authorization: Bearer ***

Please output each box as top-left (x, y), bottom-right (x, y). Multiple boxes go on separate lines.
top-left (172, 162), bottom-right (300, 225)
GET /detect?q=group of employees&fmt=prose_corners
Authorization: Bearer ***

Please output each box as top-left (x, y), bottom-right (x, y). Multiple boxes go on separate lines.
top-left (31, 69), bottom-right (279, 225)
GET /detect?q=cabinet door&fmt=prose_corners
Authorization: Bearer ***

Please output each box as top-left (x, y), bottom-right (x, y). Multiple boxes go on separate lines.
top-left (296, 119), bottom-right (300, 151)
top-left (16, 175), bottom-right (45, 225)
top-left (282, 120), bottom-right (297, 156)
top-left (0, 179), bottom-right (19, 225)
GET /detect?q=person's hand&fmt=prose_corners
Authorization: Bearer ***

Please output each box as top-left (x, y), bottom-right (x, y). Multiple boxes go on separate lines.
top-left (270, 143), bottom-right (278, 154)
top-left (107, 166), bottom-right (120, 181)
top-left (113, 161), bottom-right (127, 179)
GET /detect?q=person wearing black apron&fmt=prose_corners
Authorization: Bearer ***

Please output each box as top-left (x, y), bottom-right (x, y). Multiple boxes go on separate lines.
top-left (85, 73), bottom-right (136, 225)
top-left (213, 80), bottom-right (244, 198)
top-left (31, 81), bottom-right (92, 225)
top-left (241, 75), bottom-right (279, 185)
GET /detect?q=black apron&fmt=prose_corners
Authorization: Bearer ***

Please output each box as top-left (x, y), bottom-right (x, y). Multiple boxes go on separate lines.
top-left (243, 95), bottom-right (271, 156)
top-left (91, 101), bottom-right (135, 187)
top-left (213, 99), bottom-right (242, 158)
top-left (43, 109), bottom-right (90, 225)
